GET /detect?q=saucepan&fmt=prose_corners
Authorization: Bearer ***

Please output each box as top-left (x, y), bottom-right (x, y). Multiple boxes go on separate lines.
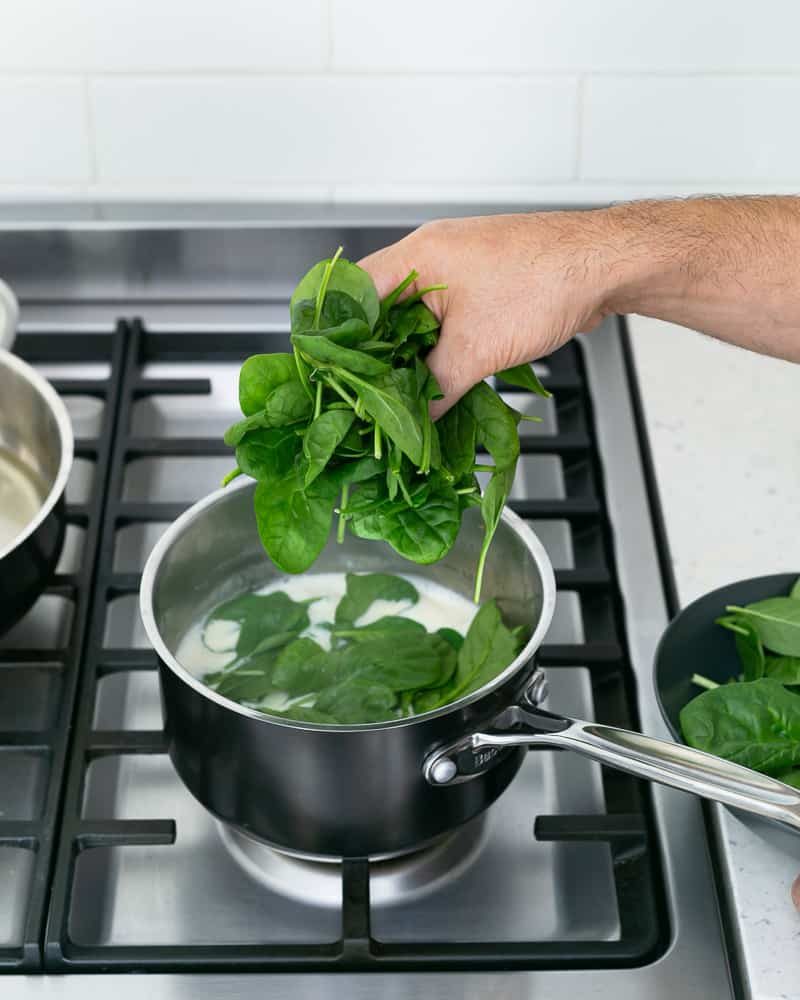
top-left (0, 280), bottom-right (73, 635)
top-left (140, 481), bottom-right (800, 859)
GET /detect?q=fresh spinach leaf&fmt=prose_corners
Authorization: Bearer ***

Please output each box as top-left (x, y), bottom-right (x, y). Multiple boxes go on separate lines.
top-left (438, 400), bottom-right (477, 480)
top-left (291, 254), bottom-right (380, 331)
top-left (335, 634), bottom-right (452, 690)
top-left (331, 615), bottom-right (427, 645)
top-left (716, 615), bottom-right (765, 681)
top-left (775, 769), bottom-right (800, 789)
top-left (338, 367), bottom-right (425, 468)
top-left (764, 655), bottom-right (800, 686)
top-left (453, 599), bottom-right (520, 697)
top-left (238, 353), bottom-right (301, 417)
top-left (235, 426), bottom-right (301, 483)
top-left (314, 679), bottom-right (397, 724)
top-left (334, 572), bottom-right (418, 626)
top-left (725, 598), bottom-right (800, 657)
top-left (291, 292), bottom-right (369, 336)
top-left (292, 333), bottom-right (391, 377)
top-left (272, 637), bottom-right (336, 696)
top-left (350, 478), bottom-right (460, 564)
top-left (437, 627), bottom-right (464, 651)
top-left (204, 590), bottom-right (313, 659)
top-left (303, 410), bottom-right (354, 487)
top-left (253, 468), bottom-right (339, 574)
top-left (462, 381), bottom-right (520, 471)
top-left (474, 465), bottom-right (515, 603)
top-left (497, 364), bottom-right (552, 398)
top-left (211, 658), bottom-right (277, 703)
top-left (790, 577), bottom-right (800, 601)
top-left (680, 677), bottom-right (800, 773)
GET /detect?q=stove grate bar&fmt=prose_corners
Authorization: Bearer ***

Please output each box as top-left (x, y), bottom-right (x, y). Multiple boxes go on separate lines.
top-left (86, 730), bottom-right (168, 757)
top-left (535, 813), bottom-right (647, 842)
top-left (75, 819), bottom-right (176, 849)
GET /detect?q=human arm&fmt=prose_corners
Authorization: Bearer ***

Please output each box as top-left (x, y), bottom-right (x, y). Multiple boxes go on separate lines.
top-left (359, 197), bottom-right (800, 414)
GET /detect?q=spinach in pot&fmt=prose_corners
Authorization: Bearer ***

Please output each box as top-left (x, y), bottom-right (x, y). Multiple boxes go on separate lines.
top-left (222, 248), bottom-right (549, 601)
top-left (196, 572), bottom-right (526, 725)
top-left (680, 575), bottom-right (800, 789)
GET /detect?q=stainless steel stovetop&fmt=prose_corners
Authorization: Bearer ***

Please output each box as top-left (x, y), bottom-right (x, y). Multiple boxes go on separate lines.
top-left (0, 210), bottom-right (733, 998)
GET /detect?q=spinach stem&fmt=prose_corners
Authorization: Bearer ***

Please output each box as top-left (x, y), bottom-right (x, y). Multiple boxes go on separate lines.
top-left (398, 472), bottom-right (414, 507)
top-left (517, 413), bottom-right (543, 423)
top-left (402, 283), bottom-right (447, 306)
top-left (313, 378), bottom-right (323, 420)
top-left (473, 540), bottom-right (490, 603)
top-left (380, 268), bottom-right (419, 315)
top-left (221, 466), bottom-right (243, 487)
top-left (455, 486), bottom-right (477, 495)
top-left (313, 245), bottom-right (343, 329)
top-left (293, 346), bottom-right (314, 401)
top-left (691, 673), bottom-right (720, 690)
top-left (324, 374), bottom-right (356, 408)
top-left (374, 423), bottom-right (382, 460)
top-left (337, 484), bottom-right (349, 543)
top-left (472, 463), bottom-right (495, 473)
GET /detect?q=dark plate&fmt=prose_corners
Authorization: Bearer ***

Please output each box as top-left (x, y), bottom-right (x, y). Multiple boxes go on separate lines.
top-left (654, 572), bottom-right (800, 856)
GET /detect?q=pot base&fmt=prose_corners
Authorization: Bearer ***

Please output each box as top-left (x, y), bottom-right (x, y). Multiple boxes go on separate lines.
top-left (218, 814), bottom-right (488, 908)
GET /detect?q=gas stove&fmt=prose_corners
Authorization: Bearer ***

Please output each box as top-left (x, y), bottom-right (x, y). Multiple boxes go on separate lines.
top-left (0, 211), bottom-right (733, 998)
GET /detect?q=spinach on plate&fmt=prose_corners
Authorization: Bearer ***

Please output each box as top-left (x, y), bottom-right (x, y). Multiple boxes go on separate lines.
top-left (221, 248), bottom-right (550, 601)
top-left (680, 575), bottom-right (800, 789)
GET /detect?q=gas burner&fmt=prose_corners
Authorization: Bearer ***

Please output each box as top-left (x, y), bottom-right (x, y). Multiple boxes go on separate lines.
top-left (218, 816), bottom-right (488, 908)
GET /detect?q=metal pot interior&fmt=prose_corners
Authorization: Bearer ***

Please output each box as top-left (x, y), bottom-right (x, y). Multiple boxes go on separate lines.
top-left (0, 350), bottom-right (73, 560)
top-left (141, 479), bottom-right (556, 727)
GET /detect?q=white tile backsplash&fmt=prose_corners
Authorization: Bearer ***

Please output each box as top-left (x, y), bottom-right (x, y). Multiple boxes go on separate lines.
top-left (0, 79), bottom-right (90, 183)
top-left (90, 76), bottom-right (578, 185)
top-left (332, 0), bottom-right (800, 73)
top-left (0, 1), bottom-right (798, 201)
top-left (0, 0), bottom-right (327, 72)
top-left (582, 76), bottom-right (800, 182)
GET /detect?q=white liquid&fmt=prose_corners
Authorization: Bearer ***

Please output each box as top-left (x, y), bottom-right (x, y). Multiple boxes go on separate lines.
top-left (174, 572), bottom-right (479, 710)
top-left (0, 449), bottom-right (45, 552)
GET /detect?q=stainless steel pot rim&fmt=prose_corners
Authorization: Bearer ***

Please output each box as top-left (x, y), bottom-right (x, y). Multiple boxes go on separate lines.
top-left (139, 477), bottom-right (557, 733)
top-left (0, 349), bottom-right (74, 561)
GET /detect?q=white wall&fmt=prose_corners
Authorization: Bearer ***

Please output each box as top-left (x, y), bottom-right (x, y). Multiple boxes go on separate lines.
top-left (1, 0), bottom-right (799, 204)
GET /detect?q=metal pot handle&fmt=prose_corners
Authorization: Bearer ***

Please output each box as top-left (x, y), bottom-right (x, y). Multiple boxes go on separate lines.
top-left (424, 700), bottom-right (800, 833)
top-left (0, 279), bottom-right (19, 351)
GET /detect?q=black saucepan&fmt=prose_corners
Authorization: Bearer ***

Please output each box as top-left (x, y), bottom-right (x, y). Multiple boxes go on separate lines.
top-left (140, 482), bottom-right (800, 859)
top-left (0, 280), bottom-right (73, 635)
top-left (656, 574), bottom-right (800, 857)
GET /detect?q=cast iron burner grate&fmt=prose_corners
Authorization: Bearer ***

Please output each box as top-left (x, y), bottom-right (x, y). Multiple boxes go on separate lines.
top-left (6, 319), bottom-right (669, 973)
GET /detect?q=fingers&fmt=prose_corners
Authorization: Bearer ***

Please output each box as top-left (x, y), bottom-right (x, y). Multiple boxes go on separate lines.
top-left (358, 239), bottom-right (422, 301)
top-left (426, 337), bottom-right (484, 418)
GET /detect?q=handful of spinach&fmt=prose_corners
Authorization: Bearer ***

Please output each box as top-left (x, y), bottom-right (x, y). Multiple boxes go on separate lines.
top-left (200, 572), bottom-right (525, 724)
top-left (222, 248), bottom-right (549, 601)
top-left (680, 576), bottom-right (800, 789)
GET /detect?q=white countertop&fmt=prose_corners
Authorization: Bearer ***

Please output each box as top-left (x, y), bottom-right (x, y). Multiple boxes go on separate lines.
top-left (629, 315), bottom-right (800, 1000)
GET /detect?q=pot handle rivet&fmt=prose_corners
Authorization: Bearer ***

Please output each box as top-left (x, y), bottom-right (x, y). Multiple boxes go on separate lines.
top-left (429, 758), bottom-right (458, 785)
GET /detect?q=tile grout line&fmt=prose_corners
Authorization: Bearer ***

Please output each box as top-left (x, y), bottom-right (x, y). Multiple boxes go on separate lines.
top-left (81, 75), bottom-right (98, 186)
top-left (574, 75), bottom-right (585, 182)
top-left (326, 0), bottom-right (334, 71)
top-left (3, 69), bottom-right (800, 79)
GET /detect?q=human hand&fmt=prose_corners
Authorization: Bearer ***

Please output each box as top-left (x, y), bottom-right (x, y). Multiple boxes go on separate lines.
top-left (359, 211), bottom-right (618, 415)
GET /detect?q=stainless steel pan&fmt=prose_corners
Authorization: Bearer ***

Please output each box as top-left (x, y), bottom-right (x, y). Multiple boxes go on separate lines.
top-left (0, 280), bottom-right (73, 634)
